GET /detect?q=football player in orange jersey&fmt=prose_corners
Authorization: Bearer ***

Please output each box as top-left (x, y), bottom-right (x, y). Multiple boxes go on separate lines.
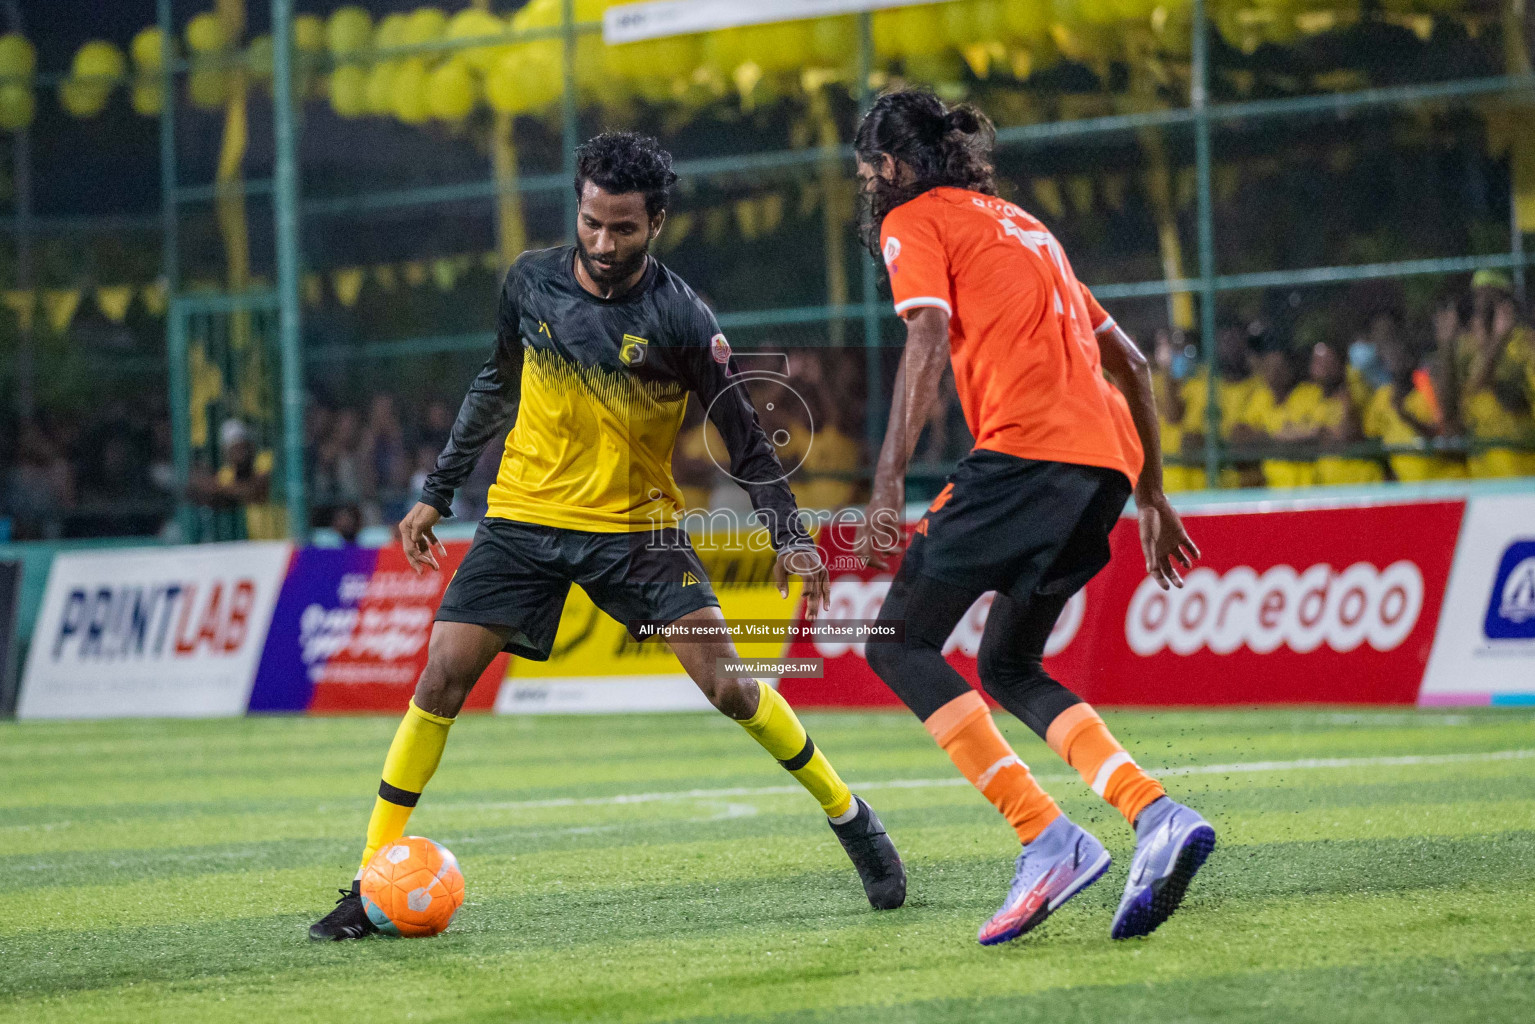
top-left (851, 90), bottom-right (1212, 945)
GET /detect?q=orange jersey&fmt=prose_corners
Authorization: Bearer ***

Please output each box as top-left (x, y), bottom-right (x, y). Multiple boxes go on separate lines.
top-left (880, 187), bottom-right (1143, 485)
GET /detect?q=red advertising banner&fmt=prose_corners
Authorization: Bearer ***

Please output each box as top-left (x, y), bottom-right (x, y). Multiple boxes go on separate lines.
top-left (305, 541), bottom-right (508, 713)
top-left (779, 499), bottom-right (1465, 708)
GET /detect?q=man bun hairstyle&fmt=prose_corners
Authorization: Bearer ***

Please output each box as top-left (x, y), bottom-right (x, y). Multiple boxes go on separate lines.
top-left (574, 131), bottom-right (679, 218)
top-left (855, 89), bottom-right (997, 258)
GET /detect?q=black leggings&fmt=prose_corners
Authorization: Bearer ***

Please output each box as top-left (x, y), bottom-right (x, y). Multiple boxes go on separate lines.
top-left (867, 570), bottom-right (1082, 739)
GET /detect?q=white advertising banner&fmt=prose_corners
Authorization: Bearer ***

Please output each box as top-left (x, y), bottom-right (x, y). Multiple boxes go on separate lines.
top-left (604, 0), bottom-right (943, 44)
top-left (18, 542), bottom-right (292, 719)
top-left (1420, 495), bottom-right (1535, 705)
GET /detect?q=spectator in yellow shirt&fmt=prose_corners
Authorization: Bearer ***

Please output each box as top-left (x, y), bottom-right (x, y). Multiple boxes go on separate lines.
top-left (1150, 328), bottom-right (1203, 492)
top-left (1449, 271), bottom-right (1535, 478)
top-left (188, 418), bottom-right (286, 540)
top-left (1181, 320), bottom-right (1264, 488)
top-left (1305, 341), bottom-right (1385, 485)
top-left (1238, 345), bottom-right (1316, 488)
top-left (1364, 330), bottom-right (1466, 482)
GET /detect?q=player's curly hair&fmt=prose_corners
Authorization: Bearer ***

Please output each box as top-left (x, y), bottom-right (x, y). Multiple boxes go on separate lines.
top-left (574, 131), bottom-right (679, 218)
top-left (855, 89), bottom-right (998, 259)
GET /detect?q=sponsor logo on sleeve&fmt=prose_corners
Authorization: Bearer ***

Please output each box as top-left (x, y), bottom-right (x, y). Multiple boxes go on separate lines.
top-left (882, 236), bottom-right (901, 272)
top-left (710, 332), bottom-right (731, 365)
top-left (1484, 541), bottom-right (1535, 640)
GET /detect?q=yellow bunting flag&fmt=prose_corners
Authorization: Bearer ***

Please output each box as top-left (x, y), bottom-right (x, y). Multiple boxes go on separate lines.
top-left (1516, 133), bottom-right (1535, 233)
top-left (302, 273), bottom-right (323, 307)
top-left (95, 285), bottom-right (134, 323)
top-left (3, 289), bottom-right (34, 332)
top-left (42, 288), bottom-right (82, 333)
top-left (332, 267), bottom-right (365, 307)
top-left (1031, 178), bottom-right (1066, 220)
top-left (402, 261), bottom-right (428, 288)
top-left (140, 281), bottom-right (168, 317)
top-left (431, 258), bottom-right (457, 292)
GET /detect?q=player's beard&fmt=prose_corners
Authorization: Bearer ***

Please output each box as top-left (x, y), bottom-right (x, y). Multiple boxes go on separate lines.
top-left (576, 236), bottom-right (650, 291)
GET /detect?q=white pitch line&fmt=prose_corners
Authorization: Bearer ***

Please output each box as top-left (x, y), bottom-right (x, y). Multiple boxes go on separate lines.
top-left (452, 748), bottom-right (1535, 814)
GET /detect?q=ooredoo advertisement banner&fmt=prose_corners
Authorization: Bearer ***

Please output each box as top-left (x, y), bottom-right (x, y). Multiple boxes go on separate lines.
top-left (1419, 495), bottom-right (1535, 706)
top-left (778, 499), bottom-right (1465, 708)
top-left (17, 542), bottom-right (292, 719)
top-left (249, 542), bottom-right (507, 714)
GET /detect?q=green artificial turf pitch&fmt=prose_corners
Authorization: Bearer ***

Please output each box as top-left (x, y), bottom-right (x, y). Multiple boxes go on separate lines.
top-left (2, 706), bottom-right (1532, 1023)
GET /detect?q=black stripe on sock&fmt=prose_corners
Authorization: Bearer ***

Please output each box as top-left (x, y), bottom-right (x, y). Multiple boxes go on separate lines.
top-left (778, 736), bottom-right (816, 772)
top-left (378, 780), bottom-right (420, 807)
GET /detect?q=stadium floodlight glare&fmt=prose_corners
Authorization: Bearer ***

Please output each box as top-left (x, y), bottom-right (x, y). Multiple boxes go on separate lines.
top-left (604, 0), bottom-right (947, 45)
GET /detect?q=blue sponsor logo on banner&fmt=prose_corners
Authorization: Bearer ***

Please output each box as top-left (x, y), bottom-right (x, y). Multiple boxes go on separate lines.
top-left (1484, 540), bottom-right (1535, 641)
top-left (247, 547), bottom-right (379, 711)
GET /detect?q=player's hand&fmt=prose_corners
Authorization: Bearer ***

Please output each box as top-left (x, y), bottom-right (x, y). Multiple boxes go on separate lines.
top-left (774, 546), bottom-right (831, 622)
top-left (854, 501), bottom-right (904, 571)
top-left (1137, 491), bottom-right (1200, 591)
top-left (399, 502), bottom-right (448, 575)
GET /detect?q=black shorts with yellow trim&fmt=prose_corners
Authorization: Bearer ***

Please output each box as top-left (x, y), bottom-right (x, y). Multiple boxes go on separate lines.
top-left (436, 517), bottom-right (719, 661)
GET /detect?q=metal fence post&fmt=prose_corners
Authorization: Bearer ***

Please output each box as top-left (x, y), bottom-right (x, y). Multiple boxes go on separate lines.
top-left (561, 0), bottom-right (578, 240)
top-left (271, 0), bottom-right (308, 541)
top-left (157, 0), bottom-right (179, 293)
top-left (857, 11), bottom-right (883, 473)
top-left (1192, 0), bottom-right (1221, 487)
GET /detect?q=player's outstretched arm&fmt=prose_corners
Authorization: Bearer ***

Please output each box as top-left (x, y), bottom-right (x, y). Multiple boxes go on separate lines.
top-left (1097, 323), bottom-right (1201, 590)
top-left (856, 306), bottom-right (951, 569)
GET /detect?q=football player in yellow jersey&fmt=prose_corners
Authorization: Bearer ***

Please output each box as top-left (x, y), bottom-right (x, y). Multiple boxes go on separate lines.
top-left (311, 133), bottom-right (906, 940)
top-left (1364, 329), bottom-right (1466, 482)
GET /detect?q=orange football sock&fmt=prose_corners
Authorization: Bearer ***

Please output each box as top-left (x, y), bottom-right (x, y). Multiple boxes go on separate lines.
top-left (1046, 704), bottom-right (1165, 826)
top-left (924, 691), bottom-right (1060, 843)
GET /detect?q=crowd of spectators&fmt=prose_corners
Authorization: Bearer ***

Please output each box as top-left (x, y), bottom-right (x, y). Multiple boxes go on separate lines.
top-left (0, 403), bottom-right (175, 541)
top-left (1153, 271), bottom-right (1535, 491)
top-left (3, 274), bottom-right (1533, 543)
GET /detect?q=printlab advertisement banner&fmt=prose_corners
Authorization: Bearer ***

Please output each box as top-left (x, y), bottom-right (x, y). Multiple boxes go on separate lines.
top-left (250, 541), bottom-right (507, 714)
top-left (1419, 495), bottom-right (1535, 705)
top-left (17, 542), bottom-right (292, 719)
top-left (779, 499), bottom-right (1466, 708)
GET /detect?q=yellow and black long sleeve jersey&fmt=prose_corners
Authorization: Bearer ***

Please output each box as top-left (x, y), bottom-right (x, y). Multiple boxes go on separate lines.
top-left (419, 246), bottom-right (811, 550)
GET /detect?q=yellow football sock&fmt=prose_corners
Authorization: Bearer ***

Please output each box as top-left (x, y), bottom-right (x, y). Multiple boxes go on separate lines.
top-left (737, 680), bottom-right (853, 818)
top-left (357, 699), bottom-right (455, 874)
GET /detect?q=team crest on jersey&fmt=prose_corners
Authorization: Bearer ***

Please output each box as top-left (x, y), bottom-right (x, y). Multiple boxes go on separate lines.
top-left (619, 333), bottom-right (648, 366)
top-left (710, 333), bottom-right (731, 365)
top-left (882, 236), bottom-right (901, 270)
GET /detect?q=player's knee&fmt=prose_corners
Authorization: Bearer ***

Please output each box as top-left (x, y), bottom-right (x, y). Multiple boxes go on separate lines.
top-left (864, 636), bottom-right (903, 682)
top-left (708, 676), bottom-right (758, 720)
top-left (976, 641), bottom-right (1042, 699)
top-left (414, 649), bottom-right (476, 715)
